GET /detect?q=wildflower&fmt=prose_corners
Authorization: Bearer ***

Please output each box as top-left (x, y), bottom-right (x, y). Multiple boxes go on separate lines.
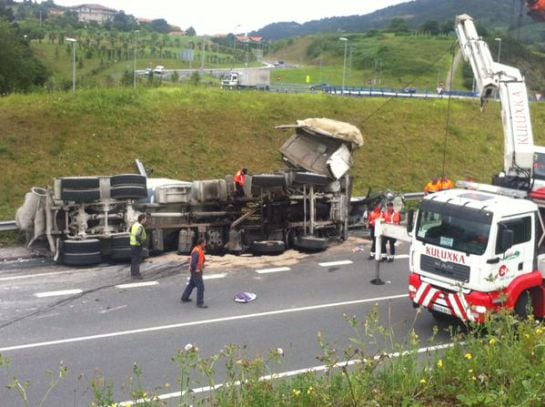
top-left (489, 338), bottom-right (497, 346)
top-left (307, 386), bottom-right (314, 395)
top-left (292, 389), bottom-right (301, 397)
top-left (525, 333), bottom-right (530, 339)
top-left (184, 343), bottom-right (193, 351)
top-left (420, 379), bottom-right (427, 384)
top-left (437, 359), bottom-right (444, 368)
top-left (472, 376), bottom-right (477, 381)
top-left (276, 348), bottom-right (284, 356)
top-left (464, 353), bottom-right (472, 360)
top-left (536, 328), bottom-right (544, 335)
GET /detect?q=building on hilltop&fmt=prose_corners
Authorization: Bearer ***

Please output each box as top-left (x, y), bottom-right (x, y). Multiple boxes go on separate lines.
top-left (70, 4), bottom-right (116, 24)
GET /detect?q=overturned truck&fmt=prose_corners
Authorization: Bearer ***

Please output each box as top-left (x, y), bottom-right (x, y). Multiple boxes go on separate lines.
top-left (16, 118), bottom-right (363, 266)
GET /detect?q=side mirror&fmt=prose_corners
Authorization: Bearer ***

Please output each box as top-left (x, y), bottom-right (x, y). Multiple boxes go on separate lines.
top-left (406, 209), bottom-right (415, 234)
top-left (500, 228), bottom-right (514, 252)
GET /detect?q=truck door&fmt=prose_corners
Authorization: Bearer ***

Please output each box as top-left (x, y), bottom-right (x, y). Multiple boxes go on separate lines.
top-left (494, 215), bottom-right (534, 284)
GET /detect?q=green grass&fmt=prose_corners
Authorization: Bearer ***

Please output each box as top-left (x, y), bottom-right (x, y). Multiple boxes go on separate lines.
top-left (1, 86), bottom-right (544, 232)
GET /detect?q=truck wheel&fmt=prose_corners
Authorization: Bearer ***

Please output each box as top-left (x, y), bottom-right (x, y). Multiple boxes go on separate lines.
top-left (206, 228), bottom-right (226, 253)
top-left (110, 174), bottom-right (146, 186)
top-left (514, 291), bottom-right (531, 319)
top-left (60, 177), bottom-right (101, 203)
top-left (251, 174), bottom-right (287, 188)
top-left (61, 189), bottom-right (101, 202)
top-left (293, 172), bottom-right (330, 185)
top-left (60, 177), bottom-right (100, 190)
top-left (250, 240), bottom-right (285, 255)
top-left (61, 239), bottom-right (102, 266)
top-left (293, 236), bottom-right (328, 252)
top-left (111, 185), bottom-right (148, 200)
top-left (110, 234), bottom-right (132, 261)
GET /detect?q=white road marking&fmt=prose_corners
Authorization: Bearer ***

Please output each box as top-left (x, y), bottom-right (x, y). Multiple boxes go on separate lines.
top-left (115, 282), bottom-right (159, 289)
top-left (395, 254), bottom-right (409, 259)
top-left (0, 293), bottom-right (408, 352)
top-left (319, 260), bottom-right (353, 267)
top-left (118, 341), bottom-right (457, 406)
top-left (204, 273), bottom-right (226, 280)
top-left (34, 289), bottom-right (83, 298)
top-left (255, 267), bottom-right (291, 274)
top-left (0, 270), bottom-right (76, 282)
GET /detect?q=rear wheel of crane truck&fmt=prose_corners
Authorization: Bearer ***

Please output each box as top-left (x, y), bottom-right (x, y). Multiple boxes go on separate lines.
top-left (59, 238), bottom-right (102, 266)
top-left (250, 240), bottom-right (286, 255)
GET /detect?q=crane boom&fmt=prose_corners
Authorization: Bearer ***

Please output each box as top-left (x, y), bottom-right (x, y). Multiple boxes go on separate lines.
top-left (454, 14), bottom-right (536, 184)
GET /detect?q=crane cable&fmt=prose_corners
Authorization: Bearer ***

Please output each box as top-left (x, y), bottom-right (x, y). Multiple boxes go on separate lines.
top-left (440, 43), bottom-right (458, 180)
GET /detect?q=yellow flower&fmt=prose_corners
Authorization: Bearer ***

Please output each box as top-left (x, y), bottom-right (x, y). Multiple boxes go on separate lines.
top-left (536, 328), bottom-right (544, 335)
top-left (489, 338), bottom-right (497, 346)
top-left (525, 333), bottom-right (530, 339)
top-left (472, 376), bottom-right (477, 381)
top-left (307, 386), bottom-right (314, 395)
top-left (464, 353), bottom-right (473, 360)
top-left (437, 359), bottom-right (444, 368)
top-left (292, 389), bottom-right (301, 397)
top-left (420, 379), bottom-right (427, 384)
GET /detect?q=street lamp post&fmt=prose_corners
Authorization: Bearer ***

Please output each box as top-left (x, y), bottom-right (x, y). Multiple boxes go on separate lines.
top-left (339, 37), bottom-right (348, 95)
top-left (133, 30), bottom-right (140, 88)
top-left (495, 37), bottom-right (502, 63)
top-left (65, 38), bottom-right (77, 92)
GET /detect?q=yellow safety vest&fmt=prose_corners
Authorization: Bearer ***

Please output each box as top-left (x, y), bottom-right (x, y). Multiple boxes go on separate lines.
top-left (130, 222), bottom-right (146, 247)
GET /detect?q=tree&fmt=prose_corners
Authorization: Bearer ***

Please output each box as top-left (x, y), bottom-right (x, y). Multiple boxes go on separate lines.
top-left (0, 20), bottom-right (49, 94)
top-left (185, 26), bottom-right (196, 36)
top-left (388, 18), bottom-right (409, 34)
top-left (151, 19), bottom-right (170, 34)
top-left (419, 20), bottom-right (440, 36)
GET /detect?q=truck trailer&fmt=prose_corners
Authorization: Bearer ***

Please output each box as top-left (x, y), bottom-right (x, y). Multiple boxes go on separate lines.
top-left (15, 118), bottom-right (363, 266)
top-left (221, 69), bottom-right (271, 90)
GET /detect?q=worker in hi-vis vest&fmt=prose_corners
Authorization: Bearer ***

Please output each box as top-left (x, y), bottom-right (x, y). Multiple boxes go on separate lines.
top-left (130, 214), bottom-right (148, 280)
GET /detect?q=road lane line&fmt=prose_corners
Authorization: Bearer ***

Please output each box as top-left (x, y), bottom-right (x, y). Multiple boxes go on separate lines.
top-left (0, 293), bottom-right (408, 352)
top-left (34, 289), bottom-right (83, 298)
top-left (204, 273), bottom-right (226, 280)
top-left (0, 270), bottom-right (76, 282)
top-left (115, 282), bottom-right (159, 289)
top-left (395, 254), bottom-right (409, 259)
top-left (319, 260), bottom-right (353, 267)
top-left (118, 341), bottom-right (457, 406)
top-left (255, 267), bottom-right (291, 274)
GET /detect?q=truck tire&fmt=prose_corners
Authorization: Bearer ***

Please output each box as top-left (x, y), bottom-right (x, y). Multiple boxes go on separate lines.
top-left (251, 174), bottom-right (287, 188)
top-left (61, 239), bottom-right (102, 266)
top-left (60, 177), bottom-right (100, 190)
top-left (110, 174), bottom-right (147, 187)
top-left (293, 236), bottom-right (328, 252)
top-left (110, 234), bottom-right (132, 261)
top-left (250, 240), bottom-right (286, 255)
top-left (514, 290), bottom-right (531, 319)
top-left (61, 189), bottom-right (101, 203)
top-left (111, 185), bottom-right (148, 200)
top-left (293, 172), bottom-right (330, 186)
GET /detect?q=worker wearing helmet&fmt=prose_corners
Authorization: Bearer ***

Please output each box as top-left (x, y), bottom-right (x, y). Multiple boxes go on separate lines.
top-left (424, 177), bottom-right (440, 195)
top-left (440, 176), bottom-right (455, 191)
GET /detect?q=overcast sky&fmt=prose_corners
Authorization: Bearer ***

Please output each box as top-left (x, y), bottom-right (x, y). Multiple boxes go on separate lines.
top-left (49, 0), bottom-right (410, 35)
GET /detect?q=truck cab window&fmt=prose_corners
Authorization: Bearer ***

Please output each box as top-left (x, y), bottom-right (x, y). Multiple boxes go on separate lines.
top-left (534, 153), bottom-right (545, 180)
top-left (495, 216), bottom-right (531, 254)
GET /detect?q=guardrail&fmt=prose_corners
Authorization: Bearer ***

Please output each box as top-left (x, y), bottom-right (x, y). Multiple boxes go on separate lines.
top-left (0, 221), bottom-right (18, 232)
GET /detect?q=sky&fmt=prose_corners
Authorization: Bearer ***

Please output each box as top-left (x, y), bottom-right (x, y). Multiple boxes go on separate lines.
top-left (49, 0), bottom-right (410, 35)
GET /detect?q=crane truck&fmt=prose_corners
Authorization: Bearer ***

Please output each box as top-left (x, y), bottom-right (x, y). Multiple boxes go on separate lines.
top-left (402, 14), bottom-right (545, 323)
top-left (15, 118), bottom-right (362, 266)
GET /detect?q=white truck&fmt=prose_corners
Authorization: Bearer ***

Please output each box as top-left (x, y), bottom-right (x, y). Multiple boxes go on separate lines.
top-left (221, 69), bottom-right (271, 90)
top-left (402, 14), bottom-right (545, 323)
top-left (15, 118), bottom-right (363, 266)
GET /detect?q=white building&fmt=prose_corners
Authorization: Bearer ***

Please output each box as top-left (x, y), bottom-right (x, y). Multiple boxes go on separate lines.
top-left (70, 4), bottom-right (116, 24)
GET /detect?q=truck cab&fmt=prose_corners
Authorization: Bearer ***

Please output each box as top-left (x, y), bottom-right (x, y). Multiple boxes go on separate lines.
top-left (409, 185), bottom-right (545, 322)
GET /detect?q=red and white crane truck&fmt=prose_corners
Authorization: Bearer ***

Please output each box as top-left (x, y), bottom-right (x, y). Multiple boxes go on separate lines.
top-left (402, 14), bottom-right (545, 323)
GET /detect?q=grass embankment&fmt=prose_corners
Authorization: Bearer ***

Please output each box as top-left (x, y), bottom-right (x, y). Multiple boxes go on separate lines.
top-left (1, 86), bottom-right (545, 233)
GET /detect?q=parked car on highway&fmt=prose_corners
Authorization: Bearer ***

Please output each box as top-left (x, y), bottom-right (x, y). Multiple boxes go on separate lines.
top-left (310, 83), bottom-right (330, 91)
top-left (153, 65), bottom-right (165, 75)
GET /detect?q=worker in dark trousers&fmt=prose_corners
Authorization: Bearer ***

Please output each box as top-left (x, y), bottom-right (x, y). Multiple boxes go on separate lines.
top-left (181, 238), bottom-right (208, 308)
top-left (367, 203), bottom-right (383, 260)
top-left (130, 214), bottom-right (148, 280)
top-left (381, 201), bottom-right (401, 262)
top-left (234, 168), bottom-right (248, 197)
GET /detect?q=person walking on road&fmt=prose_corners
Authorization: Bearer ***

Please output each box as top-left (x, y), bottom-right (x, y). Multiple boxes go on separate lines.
top-left (381, 201), bottom-right (401, 262)
top-left (367, 202), bottom-right (384, 260)
top-left (130, 214), bottom-right (148, 280)
top-left (181, 238), bottom-right (208, 308)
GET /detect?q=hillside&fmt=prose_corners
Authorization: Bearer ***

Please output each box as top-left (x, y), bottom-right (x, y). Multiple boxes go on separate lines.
top-left (254, 0), bottom-right (545, 46)
top-left (1, 87), bottom-right (545, 229)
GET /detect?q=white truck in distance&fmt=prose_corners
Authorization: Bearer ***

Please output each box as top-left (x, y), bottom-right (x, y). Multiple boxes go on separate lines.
top-left (405, 14), bottom-right (545, 323)
top-left (221, 69), bottom-right (271, 90)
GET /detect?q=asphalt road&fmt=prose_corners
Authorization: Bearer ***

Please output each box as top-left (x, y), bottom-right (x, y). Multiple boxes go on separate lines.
top-left (0, 237), bottom-right (457, 406)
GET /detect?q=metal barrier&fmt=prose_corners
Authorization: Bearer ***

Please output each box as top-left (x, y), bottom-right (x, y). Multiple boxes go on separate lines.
top-left (0, 221), bottom-right (18, 232)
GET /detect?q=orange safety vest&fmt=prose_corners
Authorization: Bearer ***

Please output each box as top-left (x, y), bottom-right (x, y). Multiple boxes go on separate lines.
top-left (440, 178), bottom-right (455, 190)
top-left (234, 170), bottom-right (246, 187)
top-left (424, 181), bottom-right (440, 194)
top-left (189, 245), bottom-right (206, 272)
top-left (368, 208), bottom-right (383, 227)
top-left (383, 209), bottom-right (401, 224)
